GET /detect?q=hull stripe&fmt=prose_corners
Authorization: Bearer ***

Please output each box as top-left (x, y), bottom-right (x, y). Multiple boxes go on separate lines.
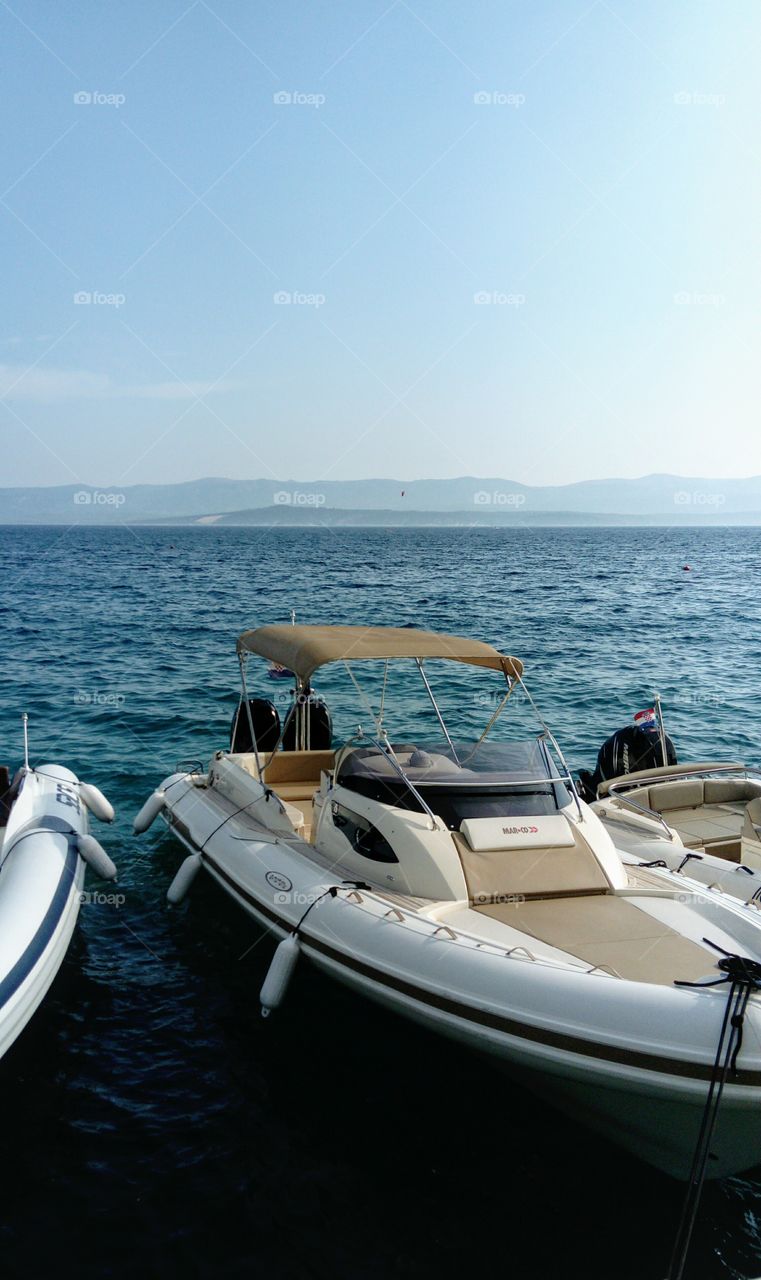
top-left (0, 832), bottom-right (79, 1011)
top-left (169, 816), bottom-right (761, 1087)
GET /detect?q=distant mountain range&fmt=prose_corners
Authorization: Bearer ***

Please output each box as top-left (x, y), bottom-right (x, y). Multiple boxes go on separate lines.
top-left (2, 474), bottom-right (761, 524)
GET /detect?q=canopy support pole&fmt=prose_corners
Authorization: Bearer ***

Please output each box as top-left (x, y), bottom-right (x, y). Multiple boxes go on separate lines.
top-left (343, 661), bottom-right (387, 739)
top-left (515, 671), bottom-right (584, 822)
top-left (238, 653), bottom-right (262, 778)
top-left (468, 673), bottom-right (518, 757)
top-left (415, 660), bottom-right (459, 764)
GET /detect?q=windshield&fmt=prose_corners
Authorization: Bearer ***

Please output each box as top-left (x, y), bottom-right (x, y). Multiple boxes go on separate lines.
top-left (339, 739), bottom-right (559, 785)
top-left (337, 739), bottom-right (571, 828)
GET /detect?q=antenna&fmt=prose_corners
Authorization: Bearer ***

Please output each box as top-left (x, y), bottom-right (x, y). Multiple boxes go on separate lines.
top-left (22, 712), bottom-right (30, 772)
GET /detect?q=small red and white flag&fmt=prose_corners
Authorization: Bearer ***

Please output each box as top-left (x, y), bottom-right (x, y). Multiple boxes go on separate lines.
top-left (633, 708), bottom-right (658, 731)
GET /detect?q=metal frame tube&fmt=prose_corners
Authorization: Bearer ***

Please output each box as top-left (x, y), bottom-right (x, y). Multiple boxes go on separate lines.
top-left (654, 693), bottom-right (669, 768)
top-left (238, 654), bottom-right (262, 778)
top-left (515, 673), bottom-right (585, 821)
top-left (415, 659), bottom-right (459, 763)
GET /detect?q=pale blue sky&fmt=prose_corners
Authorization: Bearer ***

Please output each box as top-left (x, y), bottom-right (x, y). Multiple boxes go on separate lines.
top-left (1, 1), bottom-right (759, 488)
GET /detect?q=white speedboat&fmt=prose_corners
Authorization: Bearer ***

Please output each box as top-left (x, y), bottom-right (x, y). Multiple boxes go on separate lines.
top-left (578, 714), bottom-right (761, 905)
top-left (136, 626), bottom-right (761, 1180)
top-left (0, 720), bottom-right (117, 1058)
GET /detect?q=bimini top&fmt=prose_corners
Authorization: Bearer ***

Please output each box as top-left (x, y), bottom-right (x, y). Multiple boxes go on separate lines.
top-left (237, 624), bottom-right (524, 683)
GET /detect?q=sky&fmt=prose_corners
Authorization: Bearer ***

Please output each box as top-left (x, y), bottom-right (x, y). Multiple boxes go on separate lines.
top-left (1, 0), bottom-right (760, 489)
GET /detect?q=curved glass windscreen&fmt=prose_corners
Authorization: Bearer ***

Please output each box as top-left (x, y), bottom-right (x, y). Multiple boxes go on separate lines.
top-left (337, 740), bottom-right (571, 828)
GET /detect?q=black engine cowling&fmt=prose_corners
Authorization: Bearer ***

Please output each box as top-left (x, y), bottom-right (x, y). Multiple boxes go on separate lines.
top-left (230, 698), bottom-right (281, 754)
top-left (578, 724), bottom-right (677, 801)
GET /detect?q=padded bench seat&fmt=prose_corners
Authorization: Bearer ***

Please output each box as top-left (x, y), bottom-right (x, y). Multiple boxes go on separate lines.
top-left (616, 777), bottom-right (761, 849)
top-left (262, 749), bottom-right (335, 785)
top-left (476, 895), bottom-right (714, 984)
top-left (454, 823), bottom-right (612, 903)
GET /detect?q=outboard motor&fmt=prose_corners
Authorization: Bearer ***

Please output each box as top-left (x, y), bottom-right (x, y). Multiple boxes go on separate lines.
top-left (578, 709), bottom-right (677, 801)
top-left (282, 688), bottom-right (332, 751)
top-left (230, 698), bottom-right (281, 754)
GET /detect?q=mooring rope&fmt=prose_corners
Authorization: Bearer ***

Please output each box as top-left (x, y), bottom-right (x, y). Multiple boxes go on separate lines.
top-left (667, 943), bottom-right (761, 1280)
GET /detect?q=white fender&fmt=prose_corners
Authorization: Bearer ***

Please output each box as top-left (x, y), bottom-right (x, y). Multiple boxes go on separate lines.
top-left (167, 852), bottom-right (203, 905)
top-left (134, 790), bottom-right (166, 834)
top-left (77, 833), bottom-right (118, 881)
top-left (260, 933), bottom-right (301, 1017)
top-left (79, 782), bottom-right (115, 824)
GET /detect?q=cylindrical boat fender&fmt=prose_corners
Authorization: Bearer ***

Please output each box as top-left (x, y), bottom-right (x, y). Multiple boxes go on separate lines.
top-left (79, 782), bottom-right (115, 824)
top-left (133, 790), bottom-right (166, 834)
top-left (260, 933), bottom-right (300, 1017)
top-left (167, 852), bottom-right (203, 905)
top-left (77, 833), bottom-right (118, 881)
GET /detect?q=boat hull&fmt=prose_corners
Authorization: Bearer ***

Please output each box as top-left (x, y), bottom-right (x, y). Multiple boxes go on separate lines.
top-left (157, 775), bottom-right (761, 1181)
top-left (0, 766), bottom-right (89, 1058)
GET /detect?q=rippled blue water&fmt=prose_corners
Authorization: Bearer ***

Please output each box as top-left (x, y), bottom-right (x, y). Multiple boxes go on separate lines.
top-left (1, 524), bottom-right (761, 1280)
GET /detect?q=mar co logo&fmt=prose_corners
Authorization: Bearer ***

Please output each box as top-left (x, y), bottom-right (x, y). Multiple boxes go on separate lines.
top-left (502, 825), bottom-right (538, 835)
top-left (265, 871), bottom-right (293, 893)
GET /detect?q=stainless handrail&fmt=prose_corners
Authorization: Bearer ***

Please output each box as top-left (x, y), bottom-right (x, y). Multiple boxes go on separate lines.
top-left (606, 762), bottom-right (757, 794)
top-left (603, 789), bottom-right (678, 838)
top-left (537, 733), bottom-right (584, 822)
top-left (415, 659), bottom-right (460, 764)
top-left (332, 730), bottom-right (442, 830)
top-left (604, 763), bottom-right (761, 839)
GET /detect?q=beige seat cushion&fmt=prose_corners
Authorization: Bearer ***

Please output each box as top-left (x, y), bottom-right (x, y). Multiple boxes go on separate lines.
top-left (742, 797), bottom-right (761, 843)
top-left (649, 780), bottom-right (704, 812)
top-left (272, 782), bottom-right (318, 801)
top-left (621, 785), bottom-right (651, 809)
top-left (455, 832), bottom-right (610, 903)
top-left (262, 749), bottom-right (334, 785)
top-left (476, 895), bottom-right (714, 985)
top-left (704, 779), bottom-right (755, 804)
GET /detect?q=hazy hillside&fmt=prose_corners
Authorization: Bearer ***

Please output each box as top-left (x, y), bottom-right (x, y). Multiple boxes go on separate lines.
top-left (2, 474), bottom-right (760, 523)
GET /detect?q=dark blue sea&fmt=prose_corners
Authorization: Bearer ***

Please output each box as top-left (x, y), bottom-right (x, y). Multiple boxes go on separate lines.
top-left (2, 524), bottom-right (761, 1280)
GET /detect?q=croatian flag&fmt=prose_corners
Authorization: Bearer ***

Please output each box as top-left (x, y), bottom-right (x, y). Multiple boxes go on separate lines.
top-left (634, 708), bottom-right (658, 732)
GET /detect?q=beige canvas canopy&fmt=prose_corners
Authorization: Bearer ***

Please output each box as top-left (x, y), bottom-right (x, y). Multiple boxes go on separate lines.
top-left (237, 624), bottom-right (523, 683)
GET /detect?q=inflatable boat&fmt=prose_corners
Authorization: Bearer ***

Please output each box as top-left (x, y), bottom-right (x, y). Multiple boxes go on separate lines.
top-left (579, 713), bottom-right (761, 905)
top-left (136, 626), bottom-right (761, 1180)
top-left (0, 730), bottom-right (117, 1058)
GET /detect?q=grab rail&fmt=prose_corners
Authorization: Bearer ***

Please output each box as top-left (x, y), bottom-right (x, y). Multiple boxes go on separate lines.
top-left (604, 763), bottom-right (761, 840)
top-left (604, 762), bottom-right (754, 796)
top-left (604, 790), bottom-right (675, 838)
